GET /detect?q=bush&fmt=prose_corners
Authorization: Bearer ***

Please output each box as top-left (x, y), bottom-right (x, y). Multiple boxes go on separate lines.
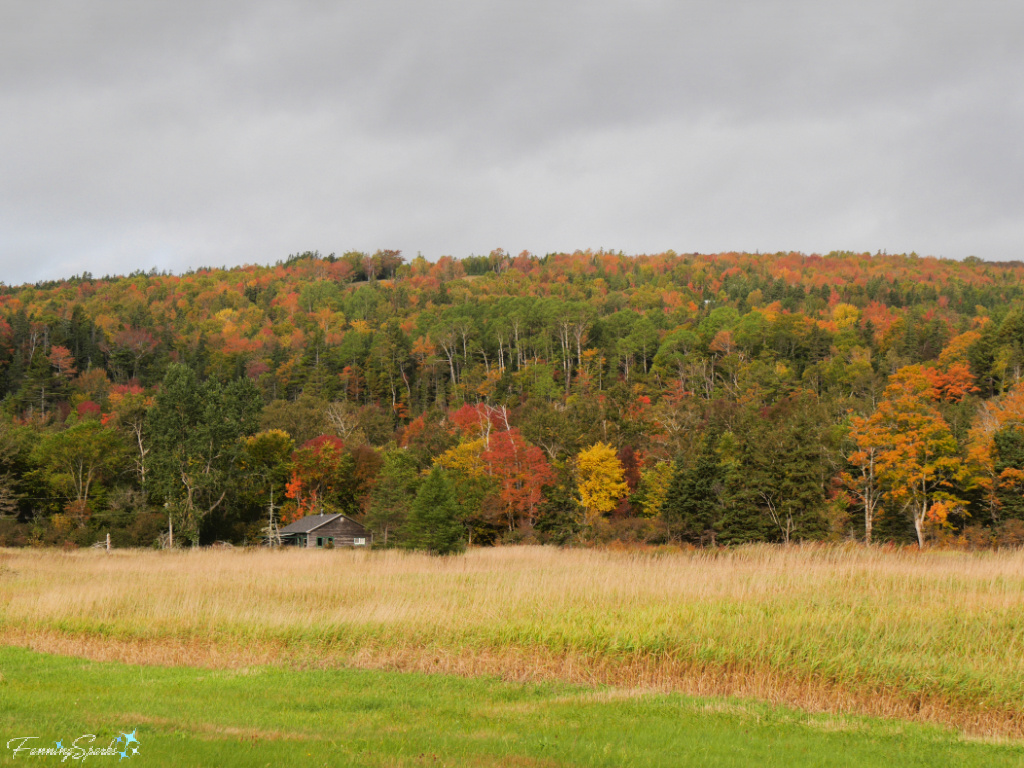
top-left (963, 525), bottom-right (994, 551)
top-left (0, 518), bottom-right (30, 547)
top-left (996, 519), bottom-right (1024, 549)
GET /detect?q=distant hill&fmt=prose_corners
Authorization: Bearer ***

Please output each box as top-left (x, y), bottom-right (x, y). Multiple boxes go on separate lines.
top-left (1, 248), bottom-right (1023, 549)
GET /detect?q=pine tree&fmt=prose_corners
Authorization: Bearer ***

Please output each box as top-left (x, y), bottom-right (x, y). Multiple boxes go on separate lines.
top-left (723, 400), bottom-right (831, 544)
top-left (401, 466), bottom-right (465, 555)
top-left (366, 448), bottom-right (420, 546)
top-left (660, 434), bottom-right (722, 545)
top-left (993, 425), bottom-right (1024, 522)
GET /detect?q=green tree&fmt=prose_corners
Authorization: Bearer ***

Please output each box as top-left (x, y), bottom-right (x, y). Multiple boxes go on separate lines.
top-left (660, 433), bottom-right (723, 545)
top-left (708, 431), bottom-right (770, 545)
top-left (366, 321), bottom-right (412, 409)
top-left (0, 421), bottom-right (36, 520)
top-left (236, 429), bottom-right (295, 543)
top-left (146, 364), bottom-right (261, 545)
top-left (993, 426), bottom-right (1024, 523)
top-left (401, 466), bottom-right (465, 555)
top-left (365, 447), bottom-right (420, 546)
top-left (31, 420), bottom-right (127, 517)
top-left (259, 394), bottom-right (328, 445)
top-left (533, 461), bottom-right (582, 545)
top-left (725, 398), bottom-right (831, 544)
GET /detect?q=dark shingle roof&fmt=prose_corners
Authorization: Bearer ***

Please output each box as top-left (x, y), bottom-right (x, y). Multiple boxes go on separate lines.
top-left (279, 514), bottom-right (342, 534)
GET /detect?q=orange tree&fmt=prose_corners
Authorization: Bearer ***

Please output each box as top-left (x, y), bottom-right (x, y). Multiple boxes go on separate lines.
top-left (283, 436), bottom-right (358, 522)
top-left (851, 365), bottom-right (967, 547)
top-left (844, 420), bottom-right (882, 544)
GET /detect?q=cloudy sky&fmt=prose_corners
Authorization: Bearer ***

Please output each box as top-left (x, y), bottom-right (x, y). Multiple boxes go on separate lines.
top-left (1, 2), bottom-right (1022, 284)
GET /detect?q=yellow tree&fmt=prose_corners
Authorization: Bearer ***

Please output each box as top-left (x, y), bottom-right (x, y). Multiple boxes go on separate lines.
top-left (855, 365), bottom-right (966, 547)
top-left (576, 442), bottom-right (628, 527)
top-left (636, 460), bottom-right (674, 518)
top-left (436, 438), bottom-right (488, 479)
top-left (434, 438), bottom-right (500, 541)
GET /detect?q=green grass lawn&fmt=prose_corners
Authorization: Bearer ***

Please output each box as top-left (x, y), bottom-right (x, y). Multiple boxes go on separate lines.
top-left (0, 647), bottom-right (1020, 767)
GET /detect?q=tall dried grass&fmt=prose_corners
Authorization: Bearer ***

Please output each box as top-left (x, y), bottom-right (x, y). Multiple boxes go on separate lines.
top-left (1, 544), bottom-right (1022, 737)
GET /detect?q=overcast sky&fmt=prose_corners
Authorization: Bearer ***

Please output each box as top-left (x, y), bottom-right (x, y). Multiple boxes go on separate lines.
top-left (1, 2), bottom-right (1022, 285)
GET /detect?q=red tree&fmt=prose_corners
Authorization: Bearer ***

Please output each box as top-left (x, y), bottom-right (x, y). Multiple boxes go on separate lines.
top-left (284, 436), bottom-right (351, 521)
top-left (481, 428), bottom-right (554, 531)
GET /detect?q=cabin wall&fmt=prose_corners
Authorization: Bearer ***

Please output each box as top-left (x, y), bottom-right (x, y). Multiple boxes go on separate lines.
top-left (311, 518), bottom-right (371, 547)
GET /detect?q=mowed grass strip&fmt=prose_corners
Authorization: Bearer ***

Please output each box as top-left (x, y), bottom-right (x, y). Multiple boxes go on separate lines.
top-left (0, 545), bottom-right (1022, 737)
top-left (0, 646), bottom-right (1021, 768)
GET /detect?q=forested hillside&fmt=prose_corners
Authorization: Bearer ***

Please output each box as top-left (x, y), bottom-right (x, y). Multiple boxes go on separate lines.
top-left (2, 248), bottom-right (1024, 549)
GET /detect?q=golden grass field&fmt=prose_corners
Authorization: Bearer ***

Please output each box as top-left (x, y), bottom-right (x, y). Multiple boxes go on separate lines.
top-left (1, 544), bottom-right (1022, 740)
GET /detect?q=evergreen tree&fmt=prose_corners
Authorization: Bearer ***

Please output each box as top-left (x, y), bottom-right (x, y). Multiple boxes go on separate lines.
top-left (533, 461), bottom-right (582, 545)
top-left (994, 425), bottom-right (1024, 522)
top-left (660, 433), bottom-right (722, 544)
top-left (401, 466), bottom-right (465, 555)
top-left (725, 399), bottom-right (830, 544)
top-left (716, 471), bottom-right (771, 545)
top-left (366, 447), bottom-right (419, 546)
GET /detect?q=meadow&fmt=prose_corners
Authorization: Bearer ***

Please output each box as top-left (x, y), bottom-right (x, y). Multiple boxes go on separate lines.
top-left (2, 645), bottom-right (1021, 767)
top-left (0, 545), bottom-right (1022, 744)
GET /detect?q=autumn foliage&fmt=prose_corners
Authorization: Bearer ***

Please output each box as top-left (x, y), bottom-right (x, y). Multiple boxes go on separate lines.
top-left (2, 248), bottom-right (1024, 548)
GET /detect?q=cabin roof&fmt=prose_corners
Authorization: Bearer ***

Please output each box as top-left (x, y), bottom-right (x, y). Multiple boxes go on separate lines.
top-left (279, 514), bottom-right (344, 534)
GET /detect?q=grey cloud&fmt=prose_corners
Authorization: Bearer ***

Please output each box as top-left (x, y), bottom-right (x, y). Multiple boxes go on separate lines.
top-left (1, 2), bottom-right (1022, 284)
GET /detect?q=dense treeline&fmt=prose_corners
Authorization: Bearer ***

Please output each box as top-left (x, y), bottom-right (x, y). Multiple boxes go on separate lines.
top-left (2, 248), bottom-right (1024, 550)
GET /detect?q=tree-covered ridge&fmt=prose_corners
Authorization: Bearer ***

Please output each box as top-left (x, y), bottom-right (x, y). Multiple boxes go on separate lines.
top-left (2, 248), bottom-right (1024, 549)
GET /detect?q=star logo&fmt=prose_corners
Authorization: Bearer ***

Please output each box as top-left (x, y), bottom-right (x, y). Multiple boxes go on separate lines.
top-left (114, 729), bottom-right (140, 759)
top-left (55, 741), bottom-right (63, 749)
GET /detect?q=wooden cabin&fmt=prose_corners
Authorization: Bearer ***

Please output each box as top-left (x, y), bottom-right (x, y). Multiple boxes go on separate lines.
top-left (279, 514), bottom-right (372, 548)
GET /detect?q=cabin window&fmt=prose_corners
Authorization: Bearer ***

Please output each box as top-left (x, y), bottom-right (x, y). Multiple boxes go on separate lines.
top-left (354, 537), bottom-right (366, 546)
top-left (316, 537), bottom-right (324, 547)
